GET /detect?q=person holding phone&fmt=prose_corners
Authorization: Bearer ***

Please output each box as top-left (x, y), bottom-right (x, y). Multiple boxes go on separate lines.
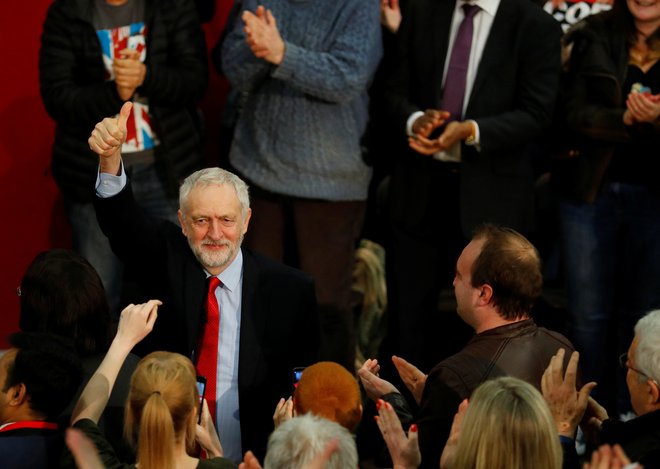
top-left (67, 300), bottom-right (235, 469)
top-left (554, 0), bottom-right (660, 414)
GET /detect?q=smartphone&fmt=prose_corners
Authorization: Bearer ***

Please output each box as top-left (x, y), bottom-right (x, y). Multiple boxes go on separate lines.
top-left (196, 376), bottom-right (207, 423)
top-left (631, 82), bottom-right (652, 94)
top-left (292, 367), bottom-right (305, 393)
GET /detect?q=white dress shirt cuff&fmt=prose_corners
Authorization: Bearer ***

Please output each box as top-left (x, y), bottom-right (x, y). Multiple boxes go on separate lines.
top-left (95, 161), bottom-right (127, 198)
top-left (465, 119), bottom-right (481, 151)
top-left (406, 111), bottom-right (425, 136)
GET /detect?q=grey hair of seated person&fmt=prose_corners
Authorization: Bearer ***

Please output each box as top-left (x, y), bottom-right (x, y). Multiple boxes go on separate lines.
top-left (263, 414), bottom-right (357, 469)
top-left (178, 167), bottom-right (250, 219)
top-left (634, 309), bottom-right (660, 384)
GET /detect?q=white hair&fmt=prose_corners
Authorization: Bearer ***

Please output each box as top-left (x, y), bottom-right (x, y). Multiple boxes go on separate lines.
top-left (264, 414), bottom-right (357, 469)
top-left (178, 167), bottom-right (250, 218)
top-left (634, 309), bottom-right (660, 383)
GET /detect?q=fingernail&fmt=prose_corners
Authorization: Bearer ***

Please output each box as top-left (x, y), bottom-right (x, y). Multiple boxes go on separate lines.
top-left (376, 399), bottom-right (382, 410)
top-left (410, 424), bottom-right (418, 432)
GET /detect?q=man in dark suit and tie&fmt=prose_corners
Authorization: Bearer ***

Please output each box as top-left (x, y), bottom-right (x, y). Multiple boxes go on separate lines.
top-left (383, 0), bottom-right (562, 371)
top-left (88, 103), bottom-right (320, 463)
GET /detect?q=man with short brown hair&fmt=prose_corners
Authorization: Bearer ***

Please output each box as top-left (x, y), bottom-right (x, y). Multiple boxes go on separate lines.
top-left (360, 225), bottom-right (574, 468)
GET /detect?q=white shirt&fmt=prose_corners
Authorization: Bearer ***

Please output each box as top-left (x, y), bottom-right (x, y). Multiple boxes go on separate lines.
top-left (406, 0), bottom-right (501, 161)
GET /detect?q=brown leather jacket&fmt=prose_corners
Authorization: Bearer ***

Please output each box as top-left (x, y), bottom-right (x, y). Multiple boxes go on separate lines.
top-left (396, 318), bottom-right (575, 469)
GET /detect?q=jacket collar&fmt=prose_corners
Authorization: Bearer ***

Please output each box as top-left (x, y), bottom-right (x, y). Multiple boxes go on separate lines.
top-left (475, 317), bottom-right (536, 338)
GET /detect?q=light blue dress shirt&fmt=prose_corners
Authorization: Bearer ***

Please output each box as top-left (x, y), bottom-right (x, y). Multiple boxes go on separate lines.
top-left (96, 164), bottom-right (244, 462)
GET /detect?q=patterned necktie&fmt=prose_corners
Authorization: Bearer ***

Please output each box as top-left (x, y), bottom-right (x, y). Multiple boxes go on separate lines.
top-left (197, 276), bottom-right (221, 422)
top-left (441, 3), bottom-right (480, 123)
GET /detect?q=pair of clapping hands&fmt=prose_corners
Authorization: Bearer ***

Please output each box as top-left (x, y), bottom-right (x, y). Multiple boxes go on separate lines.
top-left (358, 350), bottom-right (642, 469)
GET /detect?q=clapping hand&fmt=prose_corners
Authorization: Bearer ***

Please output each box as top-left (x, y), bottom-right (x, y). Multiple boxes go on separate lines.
top-left (541, 348), bottom-right (596, 439)
top-left (242, 6), bottom-right (285, 65)
top-left (375, 399), bottom-right (421, 469)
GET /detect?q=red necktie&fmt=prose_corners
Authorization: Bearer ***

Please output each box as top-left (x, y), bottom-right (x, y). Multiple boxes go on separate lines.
top-left (441, 3), bottom-right (480, 123)
top-left (197, 276), bottom-right (221, 422)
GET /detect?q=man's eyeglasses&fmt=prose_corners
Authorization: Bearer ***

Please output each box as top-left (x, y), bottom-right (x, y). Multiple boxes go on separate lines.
top-left (619, 352), bottom-right (659, 385)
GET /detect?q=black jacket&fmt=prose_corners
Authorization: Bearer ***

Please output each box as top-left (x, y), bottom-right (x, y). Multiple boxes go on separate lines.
top-left (39, 0), bottom-right (208, 202)
top-left (553, 13), bottom-right (660, 202)
top-left (601, 409), bottom-right (660, 469)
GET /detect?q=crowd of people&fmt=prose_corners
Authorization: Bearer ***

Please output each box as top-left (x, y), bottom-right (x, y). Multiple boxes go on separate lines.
top-left (1, 0), bottom-right (658, 467)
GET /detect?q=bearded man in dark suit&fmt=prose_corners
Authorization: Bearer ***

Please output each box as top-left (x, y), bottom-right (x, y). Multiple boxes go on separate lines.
top-left (88, 103), bottom-right (320, 463)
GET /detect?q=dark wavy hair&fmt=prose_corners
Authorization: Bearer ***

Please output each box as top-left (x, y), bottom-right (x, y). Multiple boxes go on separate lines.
top-left (19, 249), bottom-right (112, 356)
top-left (3, 332), bottom-right (82, 420)
top-left (606, 0), bottom-right (660, 50)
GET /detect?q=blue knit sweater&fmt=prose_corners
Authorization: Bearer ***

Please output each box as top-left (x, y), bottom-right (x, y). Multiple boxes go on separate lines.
top-left (221, 0), bottom-right (382, 201)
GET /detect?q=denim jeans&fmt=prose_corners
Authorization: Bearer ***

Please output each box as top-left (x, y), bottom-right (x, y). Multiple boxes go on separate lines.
top-left (559, 182), bottom-right (660, 412)
top-left (65, 162), bottom-right (179, 317)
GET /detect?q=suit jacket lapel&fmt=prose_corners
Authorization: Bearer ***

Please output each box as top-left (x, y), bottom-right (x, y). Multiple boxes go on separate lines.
top-left (467, 0), bottom-right (515, 110)
top-left (237, 249), bottom-right (265, 388)
top-left (433, 0), bottom-right (457, 106)
top-left (181, 245), bottom-right (208, 359)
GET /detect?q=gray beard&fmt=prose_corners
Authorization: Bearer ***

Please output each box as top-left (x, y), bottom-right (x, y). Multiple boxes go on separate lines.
top-left (188, 234), bottom-right (243, 272)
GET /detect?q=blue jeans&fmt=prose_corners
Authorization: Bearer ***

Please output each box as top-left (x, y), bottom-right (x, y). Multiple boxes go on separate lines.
top-left (559, 183), bottom-right (660, 412)
top-left (65, 163), bottom-right (179, 317)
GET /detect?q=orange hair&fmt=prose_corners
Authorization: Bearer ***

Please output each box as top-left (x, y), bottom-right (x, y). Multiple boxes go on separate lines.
top-left (294, 361), bottom-right (362, 431)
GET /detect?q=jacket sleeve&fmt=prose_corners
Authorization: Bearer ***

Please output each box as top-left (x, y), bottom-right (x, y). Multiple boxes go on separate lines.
top-left (39, 1), bottom-right (124, 127)
top-left (94, 182), bottom-right (171, 265)
top-left (382, 0), bottom-right (428, 134)
top-left (475, 13), bottom-right (563, 154)
top-left (563, 24), bottom-right (630, 143)
top-left (139, 0), bottom-right (208, 106)
top-left (416, 370), bottom-right (463, 469)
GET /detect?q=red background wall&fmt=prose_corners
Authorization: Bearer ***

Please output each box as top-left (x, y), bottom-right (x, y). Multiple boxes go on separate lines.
top-left (0, 0), bottom-right (232, 347)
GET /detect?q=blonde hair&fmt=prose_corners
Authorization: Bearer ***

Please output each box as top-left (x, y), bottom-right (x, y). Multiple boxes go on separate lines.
top-left (124, 352), bottom-right (198, 469)
top-left (452, 377), bottom-right (562, 469)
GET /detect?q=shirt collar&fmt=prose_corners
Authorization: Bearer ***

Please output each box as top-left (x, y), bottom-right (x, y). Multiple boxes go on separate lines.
top-left (207, 249), bottom-right (243, 293)
top-left (460, 0), bottom-right (500, 18)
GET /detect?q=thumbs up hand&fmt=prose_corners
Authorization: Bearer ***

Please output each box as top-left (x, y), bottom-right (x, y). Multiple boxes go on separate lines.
top-left (88, 102), bottom-right (132, 175)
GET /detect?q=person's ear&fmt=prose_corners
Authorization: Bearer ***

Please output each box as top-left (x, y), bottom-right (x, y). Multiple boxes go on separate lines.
top-left (178, 210), bottom-right (188, 237)
top-left (478, 284), bottom-right (493, 305)
top-left (242, 208), bottom-right (252, 235)
top-left (8, 383), bottom-right (27, 407)
top-left (648, 379), bottom-right (660, 409)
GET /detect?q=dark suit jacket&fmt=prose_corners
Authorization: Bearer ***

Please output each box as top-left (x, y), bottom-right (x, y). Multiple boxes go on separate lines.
top-left (94, 184), bottom-right (320, 460)
top-left (385, 0), bottom-right (562, 235)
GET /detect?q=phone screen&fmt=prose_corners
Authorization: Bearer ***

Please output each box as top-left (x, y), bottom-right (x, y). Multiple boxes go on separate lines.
top-left (292, 367), bottom-right (305, 393)
top-left (196, 376), bottom-right (207, 423)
